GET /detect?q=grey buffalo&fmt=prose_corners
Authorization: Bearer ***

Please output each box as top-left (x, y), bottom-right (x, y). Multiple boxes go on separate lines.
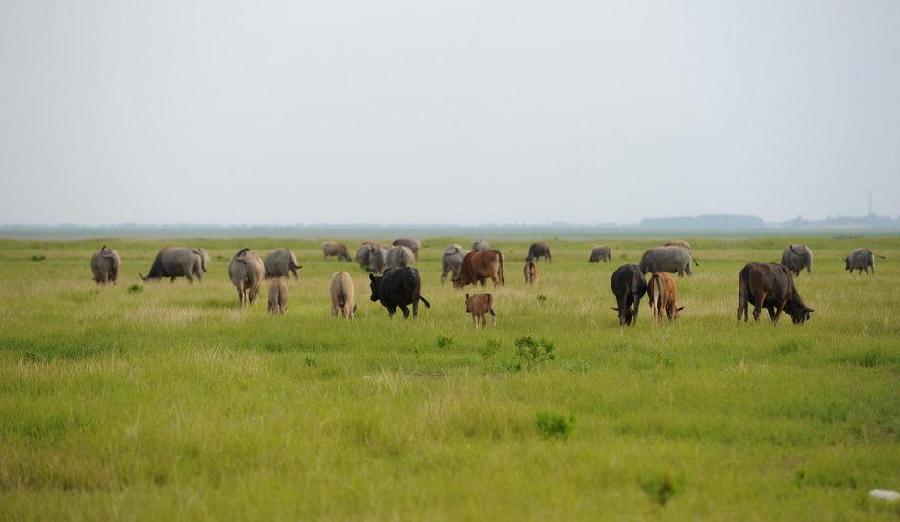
top-left (589, 246), bottom-right (612, 263)
top-left (91, 245), bottom-right (121, 284)
top-left (441, 244), bottom-right (467, 284)
top-left (845, 249), bottom-right (885, 274)
top-left (527, 241), bottom-right (551, 262)
top-left (387, 245), bottom-right (415, 269)
top-left (664, 240), bottom-right (692, 250)
top-left (264, 248), bottom-right (302, 279)
top-left (322, 241), bottom-right (351, 261)
top-left (392, 238), bottom-right (421, 260)
top-left (638, 246), bottom-right (697, 276)
top-left (472, 239), bottom-right (491, 251)
top-left (229, 248), bottom-right (265, 306)
top-left (140, 247), bottom-right (207, 283)
top-left (781, 244), bottom-right (813, 276)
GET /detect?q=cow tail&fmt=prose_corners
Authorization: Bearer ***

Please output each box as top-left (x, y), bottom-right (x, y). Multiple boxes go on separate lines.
top-left (497, 251), bottom-right (505, 285)
top-left (419, 295), bottom-right (431, 308)
top-left (649, 274), bottom-right (660, 316)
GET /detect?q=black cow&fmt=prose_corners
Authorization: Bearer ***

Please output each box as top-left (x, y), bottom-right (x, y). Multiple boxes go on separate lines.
top-left (610, 264), bottom-right (647, 326)
top-left (737, 262), bottom-right (814, 324)
top-left (526, 242), bottom-right (551, 263)
top-left (369, 267), bottom-right (431, 318)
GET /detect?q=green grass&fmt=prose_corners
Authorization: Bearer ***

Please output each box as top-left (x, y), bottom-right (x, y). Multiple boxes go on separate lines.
top-left (0, 236), bottom-right (898, 520)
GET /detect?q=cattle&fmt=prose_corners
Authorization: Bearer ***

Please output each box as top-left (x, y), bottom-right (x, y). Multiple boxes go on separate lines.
top-left (91, 245), bottom-right (121, 284)
top-left (140, 247), bottom-right (206, 283)
top-left (845, 249), bottom-right (885, 274)
top-left (527, 241), bottom-right (551, 262)
top-left (472, 239), bottom-right (491, 251)
top-left (369, 267), bottom-right (431, 318)
top-left (639, 246), bottom-right (697, 276)
top-left (387, 245), bottom-right (415, 269)
top-left (330, 271), bottom-right (356, 318)
top-left (322, 241), bottom-right (351, 261)
top-left (664, 240), bottom-right (692, 250)
top-left (453, 250), bottom-right (505, 289)
top-left (737, 262), bottom-right (813, 324)
top-left (781, 244), bottom-right (813, 276)
top-left (589, 246), bottom-right (612, 263)
top-left (267, 277), bottom-right (288, 315)
top-left (523, 260), bottom-right (537, 284)
top-left (465, 293), bottom-right (496, 328)
top-left (355, 244), bottom-right (375, 269)
top-left (264, 248), bottom-right (302, 279)
top-left (229, 248), bottom-right (265, 307)
top-left (647, 272), bottom-right (683, 322)
top-left (391, 238), bottom-right (421, 260)
top-left (610, 264), bottom-right (647, 326)
top-left (441, 244), bottom-right (467, 284)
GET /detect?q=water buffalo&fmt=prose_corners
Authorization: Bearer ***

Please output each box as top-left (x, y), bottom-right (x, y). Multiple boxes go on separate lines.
top-left (387, 245), bottom-right (415, 269)
top-left (267, 278), bottom-right (288, 315)
top-left (781, 244), bottom-right (813, 276)
top-left (465, 293), bottom-right (496, 328)
top-left (845, 249), bottom-right (885, 274)
top-left (589, 246), bottom-right (612, 263)
top-left (330, 271), bottom-right (356, 318)
top-left (664, 240), bottom-right (692, 250)
top-left (355, 244), bottom-right (375, 268)
top-left (229, 248), bottom-right (265, 306)
top-left (647, 272), bottom-right (683, 322)
top-left (737, 262), bottom-right (813, 324)
top-left (91, 245), bottom-right (120, 284)
top-left (610, 264), bottom-right (647, 326)
top-left (639, 246), bottom-right (697, 276)
top-left (322, 241), bottom-right (351, 261)
top-left (523, 260), bottom-right (537, 284)
top-left (453, 250), bottom-right (505, 288)
top-left (392, 238), bottom-right (421, 260)
top-left (441, 244), bottom-right (467, 284)
top-left (264, 248), bottom-right (302, 279)
top-left (140, 247), bottom-right (206, 283)
top-left (369, 267), bottom-right (431, 318)
top-left (472, 239), bottom-right (491, 251)
top-left (527, 242), bottom-right (551, 262)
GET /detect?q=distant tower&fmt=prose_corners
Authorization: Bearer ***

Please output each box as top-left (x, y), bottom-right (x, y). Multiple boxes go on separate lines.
top-left (868, 191), bottom-right (873, 217)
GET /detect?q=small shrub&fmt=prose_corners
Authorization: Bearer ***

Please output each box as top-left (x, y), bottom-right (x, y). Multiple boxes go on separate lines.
top-left (536, 294), bottom-right (548, 305)
top-left (536, 412), bottom-right (573, 440)
top-left (23, 352), bottom-right (47, 363)
top-left (514, 336), bottom-right (556, 370)
top-left (859, 350), bottom-right (879, 368)
top-left (480, 338), bottom-right (501, 358)
top-left (436, 336), bottom-right (454, 349)
top-left (127, 284), bottom-right (143, 294)
top-left (30, 254), bottom-right (46, 262)
top-left (641, 472), bottom-right (680, 506)
top-left (501, 360), bottom-right (522, 373)
top-left (304, 355), bottom-right (317, 367)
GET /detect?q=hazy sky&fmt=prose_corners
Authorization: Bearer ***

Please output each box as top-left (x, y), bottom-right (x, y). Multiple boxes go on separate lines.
top-left (1, 1), bottom-right (898, 225)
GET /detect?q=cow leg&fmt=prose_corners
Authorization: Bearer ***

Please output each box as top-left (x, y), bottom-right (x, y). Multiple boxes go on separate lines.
top-left (752, 292), bottom-right (767, 322)
top-left (471, 314), bottom-right (477, 327)
top-left (387, 305), bottom-right (397, 317)
top-left (399, 304), bottom-right (410, 318)
top-left (412, 299), bottom-right (419, 317)
top-left (772, 299), bottom-right (787, 323)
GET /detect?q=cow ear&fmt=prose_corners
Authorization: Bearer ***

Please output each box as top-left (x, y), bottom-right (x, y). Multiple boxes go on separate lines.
top-left (677, 307), bottom-right (685, 311)
top-left (465, 293), bottom-right (469, 299)
top-left (806, 308), bottom-right (815, 313)
top-left (369, 273), bottom-right (376, 281)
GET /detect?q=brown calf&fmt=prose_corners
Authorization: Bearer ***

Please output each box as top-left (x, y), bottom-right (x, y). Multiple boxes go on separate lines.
top-left (267, 277), bottom-right (288, 315)
top-left (523, 261), bottom-right (537, 284)
top-left (647, 272), bottom-right (683, 322)
top-left (465, 293), bottom-right (496, 328)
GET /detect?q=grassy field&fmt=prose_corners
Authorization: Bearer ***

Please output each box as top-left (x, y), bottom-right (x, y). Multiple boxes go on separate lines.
top-left (1, 236), bottom-right (898, 520)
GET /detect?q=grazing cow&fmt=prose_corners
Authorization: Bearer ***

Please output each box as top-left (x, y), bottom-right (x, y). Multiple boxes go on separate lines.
top-left (453, 250), bottom-right (505, 289)
top-left (387, 245), bottom-right (415, 269)
top-left (264, 248), bottom-right (302, 279)
top-left (610, 264), bottom-right (647, 326)
top-left (845, 249), bottom-right (884, 274)
top-left (639, 246), bottom-right (697, 276)
top-left (465, 293), bottom-right (496, 328)
top-left (140, 247), bottom-right (206, 283)
top-left (527, 241), bottom-right (551, 262)
top-left (472, 239), bottom-right (491, 251)
top-left (369, 267), bottom-right (431, 318)
top-left (664, 240), bottom-right (692, 250)
top-left (229, 248), bottom-right (265, 307)
top-left (647, 272), bottom-right (683, 322)
top-left (391, 238), bottom-right (421, 260)
top-left (355, 244), bottom-right (375, 269)
top-left (322, 241), bottom-right (351, 261)
top-left (330, 271), bottom-right (356, 318)
top-left (91, 245), bottom-right (121, 284)
top-left (737, 262), bottom-right (814, 324)
top-left (267, 278), bottom-right (288, 315)
top-left (523, 260), bottom-right (537, 284)
top-left (781, 244), bottom-right (813, 276)
top-left (589, 246), bottom-right (612, 263)
top-left (441, 244), bottom-right (467, 284)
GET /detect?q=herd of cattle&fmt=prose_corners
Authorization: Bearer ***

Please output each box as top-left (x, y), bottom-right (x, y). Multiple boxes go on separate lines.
top-left (87, 239), bottom-right (887, 327)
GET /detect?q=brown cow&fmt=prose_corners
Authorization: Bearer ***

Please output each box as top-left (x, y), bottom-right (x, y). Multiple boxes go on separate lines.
top-left (267, 277), bottom-right (288, 315)
top-left (647, 272), bottom-right (683, 322)
top-left (453, 250), bottom-right (505, 289)
top-left (465, 293), bottom-right (496, 328)
top-left (523, 260), bottom-right (537, 284)
top-left (737, 262), bottom-right (813, 324)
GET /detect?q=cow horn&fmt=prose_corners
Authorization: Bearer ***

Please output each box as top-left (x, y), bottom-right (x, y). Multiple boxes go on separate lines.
top-left (807, 308), bottom-right (815, 313)
top-left (610, 307), bottom-right (619, 312)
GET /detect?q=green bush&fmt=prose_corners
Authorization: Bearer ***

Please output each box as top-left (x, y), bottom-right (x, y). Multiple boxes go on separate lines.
top-left (30, 254), bottom-right (46, 262)
top-left (536, 412), bottom-right (573, 440)
top-left (514, 336), bottom-right (555, 370)
top-left (436, 336), bottom-right (453, 349)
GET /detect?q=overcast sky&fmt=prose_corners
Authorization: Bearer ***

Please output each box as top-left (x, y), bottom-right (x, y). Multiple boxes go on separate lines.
top-left (1, 1), bottom-right (898, 225)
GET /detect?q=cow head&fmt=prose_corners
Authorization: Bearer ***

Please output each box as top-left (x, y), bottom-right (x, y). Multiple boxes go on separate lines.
top-left (610, 306), bottom-right (634, 326)
top-left (785, 299), bottom-right (814, 324)
top-left (368, 273), bottom-right (383, 302)
top-left (844, 257), bottom-right (850, 271)
top-left (465, 294), bottom-right (470, 312)
top-left (452, 275), bottom-right (466, 289)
